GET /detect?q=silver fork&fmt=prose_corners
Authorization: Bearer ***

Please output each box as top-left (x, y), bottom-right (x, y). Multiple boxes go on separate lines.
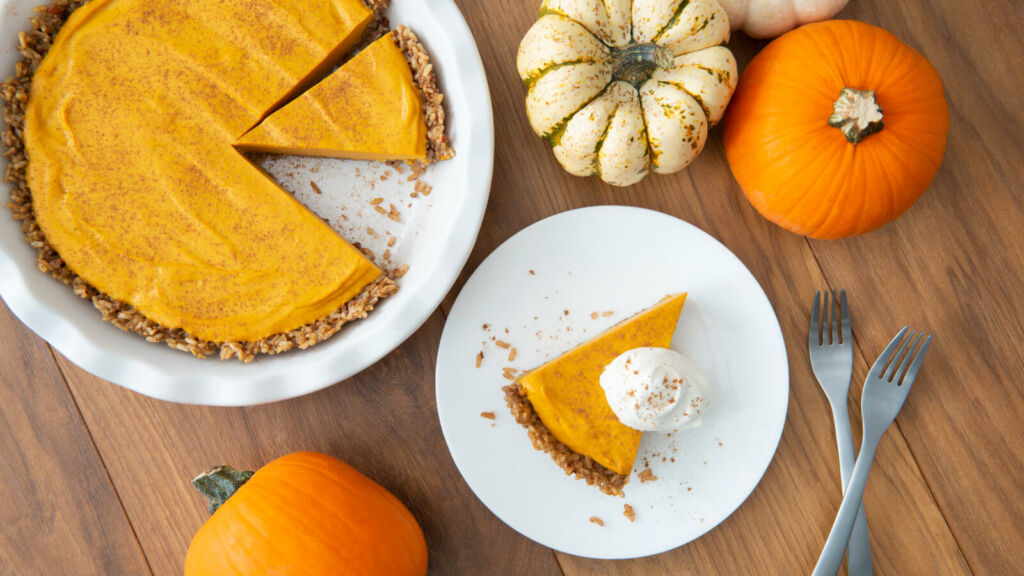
top-left (809, 290), bottom-right (874, 576)
top-left (813, 327), bottom-right (933, 576)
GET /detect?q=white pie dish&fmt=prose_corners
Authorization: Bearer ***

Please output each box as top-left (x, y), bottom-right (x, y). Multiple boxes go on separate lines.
top-left (0, 0), bottom-right (493, 405)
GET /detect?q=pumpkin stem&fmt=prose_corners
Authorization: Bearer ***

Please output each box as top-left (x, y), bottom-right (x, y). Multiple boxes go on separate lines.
top-left (192, 465), bottom-right (254, 515)
top-left (612, 43), bottom-right (674, 87)
top-left (829, 87), bottom-right (884, 144)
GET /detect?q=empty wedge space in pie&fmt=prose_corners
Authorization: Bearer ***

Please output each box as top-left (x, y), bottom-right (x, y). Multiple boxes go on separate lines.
top-left (4, 0), bottom-right (452, 361)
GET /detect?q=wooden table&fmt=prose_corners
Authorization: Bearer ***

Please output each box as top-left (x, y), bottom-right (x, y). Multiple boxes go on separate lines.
top-left (2, 0), bottom-right (1021, 573)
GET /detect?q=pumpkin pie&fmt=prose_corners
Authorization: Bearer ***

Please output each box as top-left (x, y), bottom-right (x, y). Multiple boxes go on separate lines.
top-left (504, 293), bottom-right (687, 495)
top-left (3, 0), bottom-right (450, 360)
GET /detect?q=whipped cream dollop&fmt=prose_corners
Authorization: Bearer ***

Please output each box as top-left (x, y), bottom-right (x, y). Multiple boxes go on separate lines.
top-left (599, 347), bottom-right (711, 432)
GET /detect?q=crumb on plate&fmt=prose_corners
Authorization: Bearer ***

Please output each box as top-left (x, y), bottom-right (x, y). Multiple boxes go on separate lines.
top-left (623, 504), bottom-right (635, 522)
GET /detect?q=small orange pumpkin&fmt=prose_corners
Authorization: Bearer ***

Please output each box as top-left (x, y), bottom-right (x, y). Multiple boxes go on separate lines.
top-left (723, 20), bottom-right (949, 239)
top-left (185, 452), bottom-right (427, 576)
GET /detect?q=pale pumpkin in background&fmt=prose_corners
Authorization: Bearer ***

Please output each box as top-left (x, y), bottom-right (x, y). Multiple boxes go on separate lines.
top-left (185, 452), bottom-right (427, 576)
top-left (723, 20), bottom-right (949, 239)
top-left (717, 0), bottom-right (848, 38)
top-left (518, 0), bottom-right (737, 186)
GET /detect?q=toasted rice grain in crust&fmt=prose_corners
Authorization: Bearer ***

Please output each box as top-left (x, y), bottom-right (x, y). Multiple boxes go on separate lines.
top-left (503, 382), bottom-right (629, 496)
top-left (0, 0), bottom-right (461, 362)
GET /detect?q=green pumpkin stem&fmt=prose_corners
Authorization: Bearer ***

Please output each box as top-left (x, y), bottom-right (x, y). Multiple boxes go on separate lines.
top-left (612, 43), bottom-right (674, 87)
top-left (192, 465), bottom-right (254, 515)
top-left (828, 87), bottom-right (884, 144)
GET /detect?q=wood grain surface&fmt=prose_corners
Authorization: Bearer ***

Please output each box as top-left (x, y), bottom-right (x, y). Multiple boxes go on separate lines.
top-left (0, 304), bottom-right (152, 574)
top-left (1, 0), bottom-right (1022, 574)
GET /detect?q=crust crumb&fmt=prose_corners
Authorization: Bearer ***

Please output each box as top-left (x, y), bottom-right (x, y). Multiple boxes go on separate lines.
top-left (391, 263), bottom-right (410, 279)
top-left (589, 516), bottom-right (604, 527)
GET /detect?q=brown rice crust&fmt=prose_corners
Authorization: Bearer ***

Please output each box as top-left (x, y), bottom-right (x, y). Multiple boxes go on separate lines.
top-left (393, 25), bottom-right (454, 165)
top-left (503, 382), bottom-right (630, 496)
top-left (0, 0), bottom-right (449, 362)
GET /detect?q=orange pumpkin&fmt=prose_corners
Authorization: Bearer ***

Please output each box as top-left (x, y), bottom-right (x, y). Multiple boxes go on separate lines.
top-left (723, 20), bottom-right (949, 238)
top-left (185, 452), bottom-right (427, 576)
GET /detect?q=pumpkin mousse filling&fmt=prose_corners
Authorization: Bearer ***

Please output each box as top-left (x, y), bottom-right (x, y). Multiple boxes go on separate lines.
top-left (1, 0), bottom-right (451, 361)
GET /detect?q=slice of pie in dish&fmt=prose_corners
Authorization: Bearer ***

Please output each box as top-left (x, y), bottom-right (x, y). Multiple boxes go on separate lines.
top-left (504, 293), bottom-right (688, 495)
top-left (238, 28), bottom-right (452, 164)
top-left (4, 0), bottom-right (451, 361)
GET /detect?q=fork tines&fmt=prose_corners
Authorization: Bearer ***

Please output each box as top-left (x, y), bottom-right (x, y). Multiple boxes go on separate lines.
top-left (871, 326), bottom-right (933, 386)
top-left (810, 290), bottom-right (849, 346)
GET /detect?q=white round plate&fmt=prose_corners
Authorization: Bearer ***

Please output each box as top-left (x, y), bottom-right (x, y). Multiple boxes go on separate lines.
top-left (436, 206), bottom-right (788, 559)
top-left (0, 0), bottom-right (493, 405)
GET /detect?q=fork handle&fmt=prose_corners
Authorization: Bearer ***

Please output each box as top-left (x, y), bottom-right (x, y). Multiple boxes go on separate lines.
top-left (813, 430), bottom-right (882, 576)
top-left (832, 404), bottom-right (875, 576)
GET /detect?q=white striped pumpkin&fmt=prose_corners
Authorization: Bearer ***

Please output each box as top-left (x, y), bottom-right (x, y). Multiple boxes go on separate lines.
top-left (518, 0), bottom-right (737, 186)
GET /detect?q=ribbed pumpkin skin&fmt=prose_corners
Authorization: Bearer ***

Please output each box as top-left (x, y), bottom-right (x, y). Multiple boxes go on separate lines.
top-left (185, 452), bottom-right (427, 576)
top-left (723, 20), bottom-right (949, 239)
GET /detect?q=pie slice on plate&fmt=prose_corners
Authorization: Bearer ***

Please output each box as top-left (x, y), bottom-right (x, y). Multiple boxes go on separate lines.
top-left (504, 292), bottom-right (687, 495)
